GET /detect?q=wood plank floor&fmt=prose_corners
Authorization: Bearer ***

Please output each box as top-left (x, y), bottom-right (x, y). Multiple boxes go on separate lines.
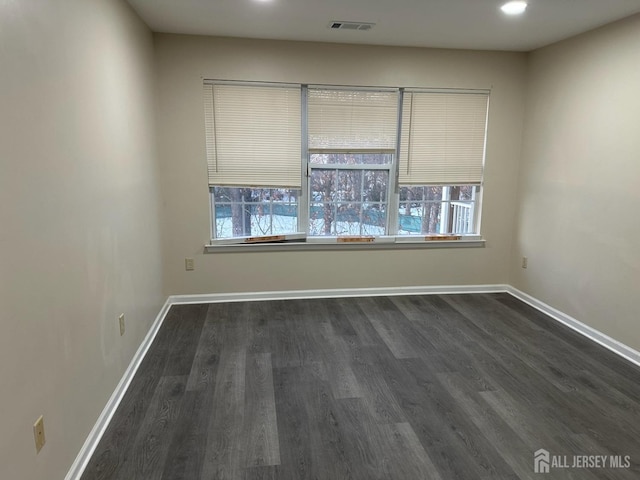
top-left (80, 294), bottom-right (640, 479)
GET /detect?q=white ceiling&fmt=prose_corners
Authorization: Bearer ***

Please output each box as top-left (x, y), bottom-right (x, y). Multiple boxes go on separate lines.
top-left (126, 0), bottom-right (640, 52)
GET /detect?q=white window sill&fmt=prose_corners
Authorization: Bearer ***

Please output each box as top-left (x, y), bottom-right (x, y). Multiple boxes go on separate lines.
top-left (204, 236), bottom-right (485, 253)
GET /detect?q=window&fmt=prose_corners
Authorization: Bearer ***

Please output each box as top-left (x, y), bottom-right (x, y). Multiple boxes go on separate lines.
top-left (204, 82), bottom-right (303, 240)
top-left (212, 187), bottom-right (299, 239)
top-left (398, 185), bottom-right (478, 235)
top-left (204, 82), bottom-right (489, 245)
top-left (306, 87), bottom-right (398, 237)
top-left (396, 90), bottom-right (488, 238)
top-left (309, 153), bottom-right (391, 236)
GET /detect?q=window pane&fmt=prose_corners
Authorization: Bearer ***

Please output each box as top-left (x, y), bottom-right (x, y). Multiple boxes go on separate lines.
top-left (310, 170), bottom-right (337, 202)
top-left (335, 203), bottom-right (362, 235)
top-left (398, 185), bottom-right (478, 235)
top-left (455, 185), bottom-right (475, 201)
top-left (309, 203), bottom-right (335, 236)
top-left (309, 153), bottom-right (392, 165)
top-left (362, 204), bottom-right (387, 235)
top-left (309, 169), bottom-right (389, 236)
top-left (363, 171), bottom-right (388, 203)
top-left (212, 187), bottom-right (299, 239)
top-left (337, 170), bottom-right (361, 201)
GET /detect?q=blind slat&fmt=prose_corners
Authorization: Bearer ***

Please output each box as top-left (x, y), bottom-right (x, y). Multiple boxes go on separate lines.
top-left (308, 89), bottom-right (398, 150)
top-left (204, 83), bottom-right (302, 188)
top-left (399, 92), bottom-right (489, 185)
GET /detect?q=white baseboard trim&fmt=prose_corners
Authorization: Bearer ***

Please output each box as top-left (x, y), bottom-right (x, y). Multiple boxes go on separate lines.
top-left (168, 284), bottom-right (509, 305)
top-left (506, 286), bottom-right (640, 368)
top-left (67, 283), bottom-right (640, 479)
top-left (64, 297), bottom-right (174, 480)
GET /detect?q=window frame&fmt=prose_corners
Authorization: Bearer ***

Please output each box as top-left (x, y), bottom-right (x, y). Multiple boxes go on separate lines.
top-left (307, 155), bottom-right (394, 237)
top-left (209, 186), bottom-right (305, 242)
top-left (206, 82), bottom-right (488, 248)
top-left (396, 184), bottom-right (482, 236)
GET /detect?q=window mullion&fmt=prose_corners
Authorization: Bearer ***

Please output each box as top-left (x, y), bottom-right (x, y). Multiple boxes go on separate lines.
top-left (359, 169), bottom-right (365, 235)
top-left (269, 196), bottom-right (274, 235)
top-left (309, 162), bottom-right (390, 171)
top-left (209, 188), bottom-right (216, 241)
top-left (387, 89), bottom-right (404, 236)
top-left (301, 85), bottom-right (310, 236)
top-left (440, 186), bottom-right (451, 234)
top-left (472, 185), bottom-right (480, 236)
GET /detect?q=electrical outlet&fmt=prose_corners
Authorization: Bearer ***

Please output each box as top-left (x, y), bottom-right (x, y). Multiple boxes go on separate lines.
top-left (522, 256), bottom-right (528, 269)
top-left (34, 415), bottom-right (45, 453)
top-left (185, 258), bottom-right (195, 271)
top-left (119, 313), bottom-right (125, 336)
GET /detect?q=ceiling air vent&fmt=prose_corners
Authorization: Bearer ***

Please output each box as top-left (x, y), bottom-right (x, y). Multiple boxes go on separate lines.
top-left (329, 21), bottom-right (375, 32)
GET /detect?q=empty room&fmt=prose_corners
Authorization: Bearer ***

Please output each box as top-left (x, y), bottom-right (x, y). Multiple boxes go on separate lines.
top-left (2, 0), bottom-right (640, 479)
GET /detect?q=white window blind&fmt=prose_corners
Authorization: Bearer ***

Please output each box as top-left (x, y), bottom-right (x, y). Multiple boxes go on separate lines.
top-left (399, 91), bottom-right (489, 185)
top-left (204, 83), bottom-right (302, 188)
top-left (308, 88), bottom-right (398, 151)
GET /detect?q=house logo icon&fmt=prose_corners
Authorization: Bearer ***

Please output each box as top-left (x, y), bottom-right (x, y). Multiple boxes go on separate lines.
top-left (534, 449), bottom-right (550, 473)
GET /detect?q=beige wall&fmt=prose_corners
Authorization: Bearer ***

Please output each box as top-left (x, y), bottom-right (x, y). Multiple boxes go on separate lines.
top-left (511, 14), bottom-right (640, 350)
top-left (154, 34), bottom-right (527, 295)
top-left (0, 1), bottom-right (163, 479)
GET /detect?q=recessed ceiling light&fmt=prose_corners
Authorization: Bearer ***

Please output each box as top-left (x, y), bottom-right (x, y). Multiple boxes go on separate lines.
top-left (501, 1), bottom-right (528, 15)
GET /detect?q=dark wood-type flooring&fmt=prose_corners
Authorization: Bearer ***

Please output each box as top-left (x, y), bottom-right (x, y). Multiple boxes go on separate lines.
top-left (81, 293), bottom-right (640, 479)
